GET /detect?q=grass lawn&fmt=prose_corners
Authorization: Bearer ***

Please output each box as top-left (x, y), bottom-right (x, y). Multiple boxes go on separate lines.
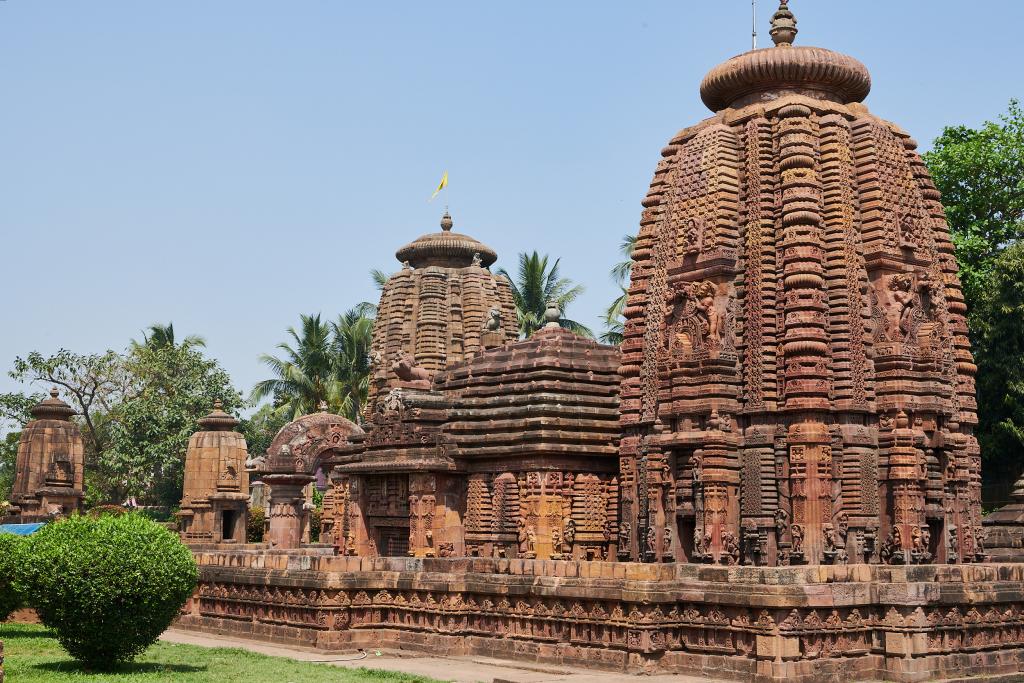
top-left (0, 623), bottom-right (444, 683)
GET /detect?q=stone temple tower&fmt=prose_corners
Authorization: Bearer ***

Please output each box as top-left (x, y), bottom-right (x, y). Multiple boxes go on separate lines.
top-left (369, 211), bottom-right (518, 408)
top-left (618, 2), bottom-right (981, 566)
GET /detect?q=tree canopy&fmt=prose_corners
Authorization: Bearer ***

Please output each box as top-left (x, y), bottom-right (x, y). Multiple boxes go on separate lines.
top-left (498, 251), bottom-right (592, 339)
top-left (924, 100), bottom-right (1024, 503)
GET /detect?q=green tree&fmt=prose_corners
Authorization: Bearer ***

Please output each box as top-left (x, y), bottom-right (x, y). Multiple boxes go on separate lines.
top-left (0, 431), bottom-right (21, 503)
top-left (924, 101), bottom-right (1024, 503)
top-left (132, 322), bottom-right (206, 351)
top-left (251, 306), bottom-right (376, 424)
top-left (251, 314), bottom-right (337, 421)
top-left (4, 350), bottom-right (131, 467)
top-left (103, 343), bottom-right (240, 508)
top-left (238, 403), bottom-right (289, 460)
top-left (498, 251), bottom-right (592, 338)
top-left (330, 304), bottom-right (375, 423)
top-left (601, 234), bottom-right (636, 345)
top-left (924, 100), bottom-right (1024, 323)
top-left (969, 243), bottom-right (1024, 502)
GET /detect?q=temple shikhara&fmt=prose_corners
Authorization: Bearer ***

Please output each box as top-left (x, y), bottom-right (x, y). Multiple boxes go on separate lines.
top-left (8, 4), bottom-right (1024, 681)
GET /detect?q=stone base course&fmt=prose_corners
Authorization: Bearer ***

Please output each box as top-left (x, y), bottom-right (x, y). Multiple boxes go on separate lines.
top-left (177, 549), bottom-right (1024, 682)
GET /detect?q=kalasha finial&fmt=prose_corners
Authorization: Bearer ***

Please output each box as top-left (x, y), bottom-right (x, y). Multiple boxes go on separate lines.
top-left (543, 299), bottom-right (562, 329)
top-left (770, 0), bottom-right (797, 47)
top-left (440, 210), bottom-right (453, 232)
top-left (50, 387), bottom-right (59, 399)
top-left (213, 399), bottom-right (224, 411)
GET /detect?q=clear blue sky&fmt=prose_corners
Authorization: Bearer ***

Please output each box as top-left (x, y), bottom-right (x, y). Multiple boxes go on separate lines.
top-left (1, 1), bottom-right (1021, 415)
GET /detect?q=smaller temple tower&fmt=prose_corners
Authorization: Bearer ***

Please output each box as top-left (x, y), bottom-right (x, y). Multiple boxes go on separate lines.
top-left (178, 401), bottom-right (249, 543)
top-left (8, 388), bottom-right (85, 520)
top-left (369, 211), bottom-right (518, 408)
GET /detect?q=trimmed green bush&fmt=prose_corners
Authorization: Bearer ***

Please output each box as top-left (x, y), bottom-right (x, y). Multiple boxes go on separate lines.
top-left (0, 532), bottom-right (25, 620)
top-left (20, 513), bottom-right (198, 667)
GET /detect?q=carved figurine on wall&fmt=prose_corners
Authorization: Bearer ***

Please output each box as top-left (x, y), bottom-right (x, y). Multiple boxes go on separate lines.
top-left (790, 524), bottom-right (804, 555)
top-left (666, 280), bottom-right (722, 357)
top-left (484, 308), bottom-right (502, 331)
top-left (392, 350), bottom-right (433, 388)
top-left (562, 518), bottom-right (576, 555)
top-left (721, 531), bottom-right (740, 566)
top-left (881, 525), bottom-right (903, 564)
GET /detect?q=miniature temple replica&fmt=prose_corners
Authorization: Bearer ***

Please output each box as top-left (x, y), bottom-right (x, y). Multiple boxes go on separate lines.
top-left (177, 5), bottom-right (1024, 681)
top-left (2, 389), bottom-right (84, 522)
top-left (177, 401), bottom-right (250, 543)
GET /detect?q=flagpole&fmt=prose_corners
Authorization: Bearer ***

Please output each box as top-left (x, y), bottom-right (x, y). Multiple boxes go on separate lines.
top-left (752, 0), bottom-right (758, 49)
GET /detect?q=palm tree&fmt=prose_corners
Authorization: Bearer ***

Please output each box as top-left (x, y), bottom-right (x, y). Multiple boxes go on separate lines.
top-left (600, 235), bottom-right (636, 345)
top-left (132, 322), bottom-right (206, 351)
top-left (498, 252), bottom-right (592, 338)
top-left (370, 269), bottom-right (390, 291)
top-left (250, 314), bottom-right (337, 421)
top-left (330, 304), bottom-right (376, 424)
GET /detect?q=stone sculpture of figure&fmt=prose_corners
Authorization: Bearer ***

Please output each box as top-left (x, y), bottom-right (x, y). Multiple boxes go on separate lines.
top-left (682, 218), bottom-right (701, 254)
top-left (646, 526), bottom-right (657, 555)
top-left (881, 526), bottom-right (902, 564)
top-left (517, 517), bottom-right (528, 554)
top-left (402, 260), bottom-right (412, 270)
top-left (245, 452), bottom-right (267, 472)
top-left (526, 526), bottom-right (537, 557)
top-left (663, 526), bottom-right (673, 555)
top-left (392, 351), bottom-right (433, 386)
top-left (484, 307), bottom-right (502, 331)
top-left (836, 512), bottom-right (849, 541)
top-left (562, 518), bottom-right (576, 552)
top-left (911, 525), bottom-right (924, 553)
top-left (823, 524), bottom-right (837, 552)
top-left (791, 524), bottom-right (804, 554)
top-left (694, 528), bottom-right (711, 557)
top-left (344, 530), bottom-right (356, 556)
top-left (694, 281), bottom-right (722, 342)
top-left (889, 274), bottom-right (917, 337)
top-left (618, 522), bottom-right (631, 550)
top-left (774, 508), bottom-right (789, 538)
top-left (722, 531), bottom-right (740, 565)
top-left (717, 411), bottom-right (732, 433)
top-left (949, 525), bottom-right (959, 559)
top-left (471, 252), bottom-right (483, 267)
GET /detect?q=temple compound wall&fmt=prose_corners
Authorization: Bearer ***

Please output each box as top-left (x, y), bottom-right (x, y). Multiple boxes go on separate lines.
top-left (180, 551), bottom-right (1024, 683)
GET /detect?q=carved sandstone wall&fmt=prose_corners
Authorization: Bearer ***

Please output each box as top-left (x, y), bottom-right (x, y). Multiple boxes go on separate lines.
top-left (180, 550), bottom-right (1024, 682)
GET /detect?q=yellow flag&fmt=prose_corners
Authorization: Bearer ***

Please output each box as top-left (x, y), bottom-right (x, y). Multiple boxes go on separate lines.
top-left (429, 171), bottom-right (448, 201)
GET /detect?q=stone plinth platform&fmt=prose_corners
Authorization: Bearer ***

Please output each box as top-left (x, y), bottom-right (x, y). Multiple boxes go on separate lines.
top-left (177, 550), bottom-right (1024, 682)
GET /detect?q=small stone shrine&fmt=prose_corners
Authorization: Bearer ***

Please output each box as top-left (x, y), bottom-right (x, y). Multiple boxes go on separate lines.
top-left (5, 388), bottom-right (84, 521)
top-left (177, 400), bottom-right (250, 543)
top-left (177, 5), bottom-right (1024, 681)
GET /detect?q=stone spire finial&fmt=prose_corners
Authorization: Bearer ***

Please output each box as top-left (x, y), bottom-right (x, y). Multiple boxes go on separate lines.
top-left (543, 299), bottom-right (562, 329)
top-left (50, 387), bottom-right (59, 399)
top-left (440, 210), bottom-right (453, 232)
top-left (198, 398), bottom-right (238, 431)
top-left (770, 0), bottom-right (798, 47)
